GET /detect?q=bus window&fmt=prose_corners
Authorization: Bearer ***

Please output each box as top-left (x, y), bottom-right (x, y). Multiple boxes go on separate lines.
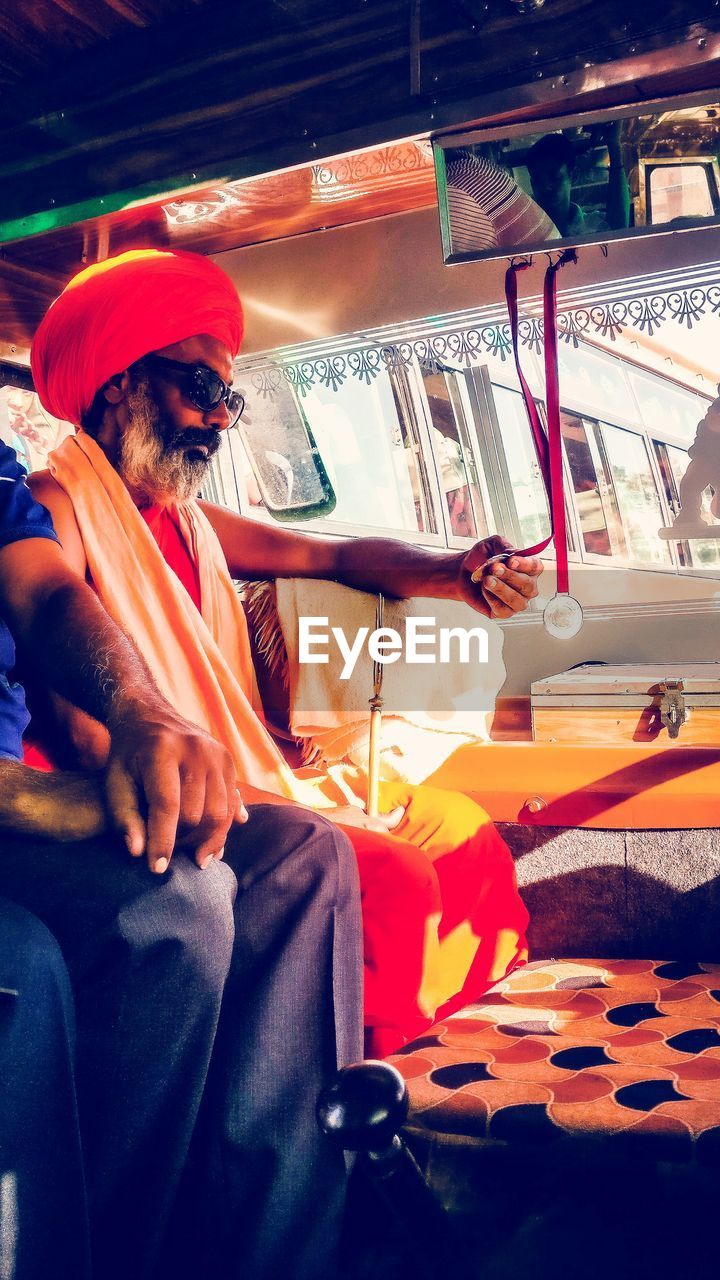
top-left (227, 376), bottom-right (335, 522)
top-left (655, 439), bottom-right (720, 570)
top-left (210, 369), bottom-right (432, 534)
top-left (599, 421), bottom-right (673, 566)
top-left (296, 369), bottom-right (435, 536)
top-left (561, 411), bottom-right (621, 558)
top-left (628, 367), bottom-right (707, 446)
top-left (0, 386), bottom-right (72, 472)
top-left (491, 384), bottom-right (550, 548)
top-left (647, 162), bottom-right (717, 223)
top-left (201, 426), bottom-right (260, 513)
top-left (421, 370), bottom-right (492, 543)
top-left (556, 344), bottom-right (636, 425)
top-left (388, 368), bottom-right (439, 537)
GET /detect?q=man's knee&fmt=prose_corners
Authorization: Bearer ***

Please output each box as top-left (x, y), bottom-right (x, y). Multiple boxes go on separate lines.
top-left (0, 902), bottom-right (77, 1105)
top-left (114, 856), bottom-right (236, 996)
top-left (0, 900), bottom-right (70, 1004)
top-left (227, 804), bottom-right (360, 911)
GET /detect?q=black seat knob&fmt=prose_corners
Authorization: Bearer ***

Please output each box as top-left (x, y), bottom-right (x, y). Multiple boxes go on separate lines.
top-left (317, 1061), bottom-right (408, 1154)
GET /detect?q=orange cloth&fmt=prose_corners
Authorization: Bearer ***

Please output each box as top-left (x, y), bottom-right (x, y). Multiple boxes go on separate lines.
top-left (32, 250), bottom-right (243, 426)
top-left (49, 433), bottom-right (308, 801)
top-left (48, 431), bottom-right (529, 1053)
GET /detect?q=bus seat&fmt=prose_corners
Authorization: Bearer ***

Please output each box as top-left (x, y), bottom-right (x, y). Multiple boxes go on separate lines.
top-left (373, 957), bottom-right (720, 1278)
top-left (387, 824), bottom-right (720, 1163)
top-left (390, 957), bottom-right (720, 1164)
top-left (339, 818), bottom-right (720, 1276)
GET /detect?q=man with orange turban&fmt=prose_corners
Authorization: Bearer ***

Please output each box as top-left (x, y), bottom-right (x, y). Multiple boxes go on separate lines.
top-left (30, 248), bottom-right (537, 1053)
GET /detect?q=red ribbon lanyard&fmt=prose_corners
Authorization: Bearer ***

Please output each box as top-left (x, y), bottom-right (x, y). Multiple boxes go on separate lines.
top-left (504, 254), bottom-right (574, 592)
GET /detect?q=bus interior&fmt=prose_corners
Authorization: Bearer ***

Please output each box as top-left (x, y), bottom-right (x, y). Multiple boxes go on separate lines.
top-left (2, 3), bottom-right (720, 1277)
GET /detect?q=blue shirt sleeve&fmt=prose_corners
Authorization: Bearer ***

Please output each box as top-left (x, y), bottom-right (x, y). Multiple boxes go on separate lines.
top-left (0, 440), bottom-right (59, 550)
top-left (0, 441), bottom-right (60, 760)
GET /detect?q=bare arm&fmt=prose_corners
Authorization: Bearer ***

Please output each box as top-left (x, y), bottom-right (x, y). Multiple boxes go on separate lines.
top-left (20, 473), bottom-right (154, 727)
top-left (3, 474), bottom-right (245, 871)
top-left (2, 538), bottom-right (163, 732)
top-left (0, 757), bottom-right (107, 842)
top-left (201, 501), bottom-right (542, 618)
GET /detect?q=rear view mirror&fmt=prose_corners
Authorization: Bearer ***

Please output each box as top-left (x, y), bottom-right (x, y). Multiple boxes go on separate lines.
top-left (233, 371), bottom-right (336, 522)
top-left (434, 92), bottom-right (720, 264)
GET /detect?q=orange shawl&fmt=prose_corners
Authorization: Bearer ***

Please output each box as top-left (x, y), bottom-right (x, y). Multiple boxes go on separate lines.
top-left (48, 433), bottom-right (325, 804)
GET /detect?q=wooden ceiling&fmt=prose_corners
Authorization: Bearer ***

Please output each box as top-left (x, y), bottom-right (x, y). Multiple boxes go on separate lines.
top-left (1, 2), bottom-right (719, 232)
top-left (0, 140), bottom-right (437, 351)
top-left (0, 2), bottom-right (204, 85)
top-left (1, 1), bottom-right (719, 357)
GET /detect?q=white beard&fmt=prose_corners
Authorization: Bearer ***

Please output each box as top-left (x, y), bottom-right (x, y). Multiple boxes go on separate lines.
top-left (119, 381), bottom-right (211, 505)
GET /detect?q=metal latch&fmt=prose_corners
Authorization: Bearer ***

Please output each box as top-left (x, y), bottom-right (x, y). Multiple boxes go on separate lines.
top-left (659, 679), bottom-right (687, 739)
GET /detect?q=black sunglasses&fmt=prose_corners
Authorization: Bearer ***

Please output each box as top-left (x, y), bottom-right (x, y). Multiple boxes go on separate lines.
top-left (140, 355), bottom-right (245, 427)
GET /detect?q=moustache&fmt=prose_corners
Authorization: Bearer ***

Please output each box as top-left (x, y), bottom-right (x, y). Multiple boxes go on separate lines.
top-left (165, 428), bottom-right (222, 459)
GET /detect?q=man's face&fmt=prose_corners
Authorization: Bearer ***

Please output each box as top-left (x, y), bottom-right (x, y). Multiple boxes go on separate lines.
top-left (529, 162), bottom-right (571, 211)
top-left (119, 334), bottom-right (234, 504)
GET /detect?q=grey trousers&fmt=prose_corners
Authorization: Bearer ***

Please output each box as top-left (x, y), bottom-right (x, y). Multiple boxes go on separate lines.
top-left (0, 804), bottom-right (363, 1280)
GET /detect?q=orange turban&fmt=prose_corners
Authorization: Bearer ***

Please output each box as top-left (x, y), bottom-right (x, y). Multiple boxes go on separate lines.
top-left (31, 249), bottom-right (244, 425)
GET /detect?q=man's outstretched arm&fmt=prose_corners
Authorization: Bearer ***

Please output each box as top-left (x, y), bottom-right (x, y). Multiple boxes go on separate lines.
top-left (0, 537), bottom-right (245, 872)
top-left (202, 501), bottom-right (542, 619)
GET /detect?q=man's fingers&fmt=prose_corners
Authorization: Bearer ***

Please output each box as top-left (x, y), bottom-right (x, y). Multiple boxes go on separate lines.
top-left (142, 761), bottom-right (182, 873)
top-left (203, 764), bottom-right (234, 832)
top-left (186, 767), bottom-right (234, 867)
top-left (174, 768), bottom-right (210, 832)
top-left (329, 803), bottom-right (406, 832)
top-left (104, 760), bottom-right (147, 858)
top-left (193, 833), bottom-right (230, 869)
top-left (468, 549), bottom-right (512, 583)
top-left (483, 571), bottom-right (530, 612)
top-left (491, 563), bottom-right (538, 598)
top-left (234, 788), bottom-right (249, 823)
top-left (364, 806), bottom-right (406, 832)
top-left (484, 535), bottom-right (514, 558)
top-left (508, 556), bottom-right (544, 577)
top-left (107, 716), bottom-right (240, 870)
top-left (380, 806), bottom-right (405, 831)
top-left (483, 593), bottom-right (514, 619)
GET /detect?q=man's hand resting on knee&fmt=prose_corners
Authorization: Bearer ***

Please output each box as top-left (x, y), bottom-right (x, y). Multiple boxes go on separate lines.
top-left (105, 700), bottom-right (247, 873)
top-left (325, 804), bottom-right (405, 834)
top-left (0, 719), bottom-right (247, 871)
top-left (0, 541), bottom-right (246, 874)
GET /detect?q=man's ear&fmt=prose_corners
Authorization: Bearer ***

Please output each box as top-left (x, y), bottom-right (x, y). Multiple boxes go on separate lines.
top-left (101, 370), bottom-right (131, 405)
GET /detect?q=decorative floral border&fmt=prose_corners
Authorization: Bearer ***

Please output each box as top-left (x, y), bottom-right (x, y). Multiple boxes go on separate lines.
top-left (238, 278), bottom-right (720, 399)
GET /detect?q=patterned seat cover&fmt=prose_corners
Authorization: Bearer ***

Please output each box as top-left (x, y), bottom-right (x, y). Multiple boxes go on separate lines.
top-left (390, 959), bottom-right (720, 1164)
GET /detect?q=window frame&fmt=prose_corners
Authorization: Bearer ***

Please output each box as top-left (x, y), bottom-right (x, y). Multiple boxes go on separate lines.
top-left (639, 155), bottom-right (720, 226)
top-left (218, 329), bottom-right (720, 585)
top-left (211, 362), bottom-right (449, 547)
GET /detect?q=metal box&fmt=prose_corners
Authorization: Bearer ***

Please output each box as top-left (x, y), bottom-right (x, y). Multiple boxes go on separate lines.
top-left (531, 663), bottom-right (720, 745)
